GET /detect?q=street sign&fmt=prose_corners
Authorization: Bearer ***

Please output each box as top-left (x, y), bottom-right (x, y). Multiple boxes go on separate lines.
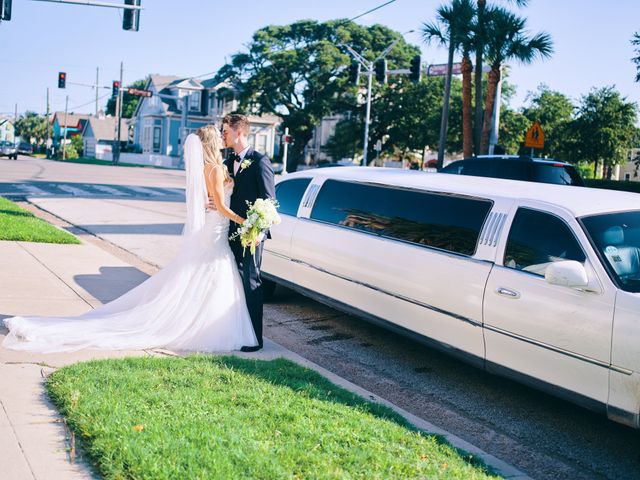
top-left (127, 88), bottom-right (152, 97)
top-left (524, 121), bottom-right (545, 149)
top-left (427, 63), bottom-right (462, 77)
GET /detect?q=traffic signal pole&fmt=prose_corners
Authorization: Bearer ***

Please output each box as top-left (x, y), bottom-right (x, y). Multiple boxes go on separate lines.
top-left (113, 61), bottom-right (123, 164)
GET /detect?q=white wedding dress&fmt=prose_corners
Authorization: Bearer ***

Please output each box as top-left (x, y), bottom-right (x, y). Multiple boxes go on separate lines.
top-left (2, 134), bottom-right (258, 353)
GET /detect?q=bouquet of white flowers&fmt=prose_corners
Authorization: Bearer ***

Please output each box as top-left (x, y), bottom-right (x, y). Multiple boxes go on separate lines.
top-left (230, 198), bottom-right (281, 259)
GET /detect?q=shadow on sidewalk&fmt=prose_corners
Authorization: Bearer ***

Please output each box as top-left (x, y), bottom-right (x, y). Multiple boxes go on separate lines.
top-left (75, 266), bottom-right (150, 304)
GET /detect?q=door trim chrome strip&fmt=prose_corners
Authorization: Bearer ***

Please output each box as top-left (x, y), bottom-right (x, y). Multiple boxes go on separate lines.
top-left (484, 324), bottom-right (632, 375)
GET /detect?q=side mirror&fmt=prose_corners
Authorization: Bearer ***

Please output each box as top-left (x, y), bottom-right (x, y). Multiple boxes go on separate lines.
top-left (545, 260), bottom-right (589, 288)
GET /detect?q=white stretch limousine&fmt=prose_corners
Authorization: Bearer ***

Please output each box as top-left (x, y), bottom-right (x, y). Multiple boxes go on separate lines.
top-left (262, 167), bottom-right (640, 428)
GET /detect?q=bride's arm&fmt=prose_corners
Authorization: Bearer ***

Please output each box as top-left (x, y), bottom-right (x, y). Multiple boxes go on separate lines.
top-left (205, 165), bottom-right (245, 224)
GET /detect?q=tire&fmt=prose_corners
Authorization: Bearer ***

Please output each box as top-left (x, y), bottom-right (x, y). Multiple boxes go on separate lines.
top-left (262, 278), bottom-right (277, 302)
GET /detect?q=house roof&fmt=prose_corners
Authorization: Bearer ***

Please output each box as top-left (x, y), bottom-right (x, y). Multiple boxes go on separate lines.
top-left (83, 116), bottom-right (128, 142)
top-left (53, 112), bottom-right (91, 128)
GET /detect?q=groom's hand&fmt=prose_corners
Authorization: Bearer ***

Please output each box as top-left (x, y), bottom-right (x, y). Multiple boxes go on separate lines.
top-left (207, 196), bottom-right (218, 211)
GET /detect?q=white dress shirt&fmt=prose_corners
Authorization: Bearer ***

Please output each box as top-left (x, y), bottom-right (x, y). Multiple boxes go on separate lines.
top-left (233, 145), bottom-right (251, 175)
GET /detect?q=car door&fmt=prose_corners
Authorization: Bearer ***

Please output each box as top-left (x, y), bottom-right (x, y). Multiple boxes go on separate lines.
top-left (262, 177), bottom-right (312, 282)
top-left (483, 204), bottom-right (615, 407)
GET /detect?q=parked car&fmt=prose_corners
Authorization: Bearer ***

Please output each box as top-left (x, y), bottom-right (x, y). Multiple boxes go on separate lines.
top-left (0, 140), bottom-right (18, 159)
top-left (262, 167), bottom-right (640, 428)
top-left (441, 155), bottom-right (584, 186)
top-left (16, 141), bottom-right (33, 155)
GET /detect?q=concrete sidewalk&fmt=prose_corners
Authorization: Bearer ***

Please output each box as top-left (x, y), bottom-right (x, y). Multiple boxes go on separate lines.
top-left (0, 239), bottom-right (529, 480)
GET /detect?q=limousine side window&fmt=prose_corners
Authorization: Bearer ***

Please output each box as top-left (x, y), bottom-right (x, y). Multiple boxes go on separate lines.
top-left (275, 178), bottom-right (312, 216)
top-left (504, 208), bottom-right (586, 276)
top-left (310, 179), bottom-right (492, 256)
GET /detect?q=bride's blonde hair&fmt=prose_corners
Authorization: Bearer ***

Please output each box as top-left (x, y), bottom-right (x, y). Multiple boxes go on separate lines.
top-left (196, 125), bottom-right (230, 183)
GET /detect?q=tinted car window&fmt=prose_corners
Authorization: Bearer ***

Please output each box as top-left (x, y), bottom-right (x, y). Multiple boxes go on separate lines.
top-left (275, 178), bottom-right (311, 216)
top-left (581, 210), bottom-right (640, 293)
top-left (461, 160), bottom-right (494, 177)
top-left (494, 160), bottom-right (531, 181)
top-left (532, 164), bottom-right (584, 186)
top-left (311, 180), bottom-right (492, 256)
top-left (504, 208), bottom-right (586, 276)
top-left (441, 161), bottom-right (464, 174)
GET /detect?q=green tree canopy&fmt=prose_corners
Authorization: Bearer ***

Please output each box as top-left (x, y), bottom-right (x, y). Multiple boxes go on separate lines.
top-left (106, 78), bottom-right (148, 118)
top-left (563, 86), bottom-right (638, 177)
top-left (15, 111), bottom-right (47, 144)
top-left (214, 19), bottom-right (420, 169)
top-left (521, 84), bottom-right (575, 157)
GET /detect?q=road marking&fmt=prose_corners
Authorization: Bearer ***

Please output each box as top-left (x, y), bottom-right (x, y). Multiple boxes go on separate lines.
top-left (91, 184), bottom-right (131, 196)
top-left (125, 186), bottom-right (164, 196)
top-left (57, 184), bottom-right (92, 196)
top-left (15, 184), bottom-right (49, 196)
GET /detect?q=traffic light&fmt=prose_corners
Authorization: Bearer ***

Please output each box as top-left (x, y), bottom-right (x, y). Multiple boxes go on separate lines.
top-left (1, 0), bottom-right (12, 21)
top-left (58, 72), bottom-right (66, 89)
top-left (410, 55), bottom-right (422, 83)
top-left (374, 59), bottom-right (387, 84)
top-left (348, 63), bottom-right (360, 85)
top-left (112, 81), bottom-right (120, 97)
top-left (122, 0), bottom-right (141, 31)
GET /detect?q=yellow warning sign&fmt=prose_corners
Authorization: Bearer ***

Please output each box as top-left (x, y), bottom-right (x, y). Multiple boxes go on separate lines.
top-left (524, 121), bottom-right (545, 149)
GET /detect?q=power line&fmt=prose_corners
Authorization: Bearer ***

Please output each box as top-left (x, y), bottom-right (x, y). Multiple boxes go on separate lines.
top-left (349, 0), bottom-right (398, 21)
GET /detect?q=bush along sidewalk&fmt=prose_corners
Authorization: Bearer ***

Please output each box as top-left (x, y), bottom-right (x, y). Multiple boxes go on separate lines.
top-left (47, 356), bottom-right (500, 480)
top-left (0, 197), bottom-right (79, 244)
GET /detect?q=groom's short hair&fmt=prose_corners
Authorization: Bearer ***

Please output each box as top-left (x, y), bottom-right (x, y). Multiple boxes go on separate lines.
top-left (223, 114), bottom-right (250, 136)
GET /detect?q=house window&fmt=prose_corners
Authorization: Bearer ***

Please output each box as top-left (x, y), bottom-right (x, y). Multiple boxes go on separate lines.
top-left (153, 126), bottom-right (161, 153)
top-left (190, 92), bottom-right (201, 111)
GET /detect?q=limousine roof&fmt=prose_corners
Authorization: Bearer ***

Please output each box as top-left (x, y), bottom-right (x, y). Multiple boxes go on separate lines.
top-left (284, 167), bottom-right (640, 218)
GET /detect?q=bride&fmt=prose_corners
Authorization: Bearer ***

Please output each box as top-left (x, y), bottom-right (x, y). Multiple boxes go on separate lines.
top-left (2, 126), bottom-right (258, 353)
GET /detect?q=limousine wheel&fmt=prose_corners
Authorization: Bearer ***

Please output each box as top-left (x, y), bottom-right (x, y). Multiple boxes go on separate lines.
top-left (262, 278), bottom-right (277, 302)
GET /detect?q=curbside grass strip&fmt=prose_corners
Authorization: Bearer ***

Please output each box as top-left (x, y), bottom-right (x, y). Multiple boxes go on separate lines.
top-left (0, 196), bottom-right (80, 244)
top-left (47, 356), bottom-right (503, 480)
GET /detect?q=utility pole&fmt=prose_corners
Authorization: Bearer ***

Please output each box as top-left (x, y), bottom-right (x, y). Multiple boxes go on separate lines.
top-left (113, 61), bottom-right (123, 164)
top-left (62, 95), bottom-right (68, 160)
top-left (282, 127), bottom-right (290, 175)
top-left (46, 87), bottom-right (51, 157)
top-left (95, 67), bottom-right (99, 115)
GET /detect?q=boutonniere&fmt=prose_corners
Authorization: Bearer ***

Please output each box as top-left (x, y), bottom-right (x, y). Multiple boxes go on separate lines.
top-left (239, 159), bottom-right (253, 172)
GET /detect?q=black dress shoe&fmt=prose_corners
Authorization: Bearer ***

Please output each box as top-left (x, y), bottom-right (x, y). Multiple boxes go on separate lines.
top-left (240, 344), bottom-right (263, 352)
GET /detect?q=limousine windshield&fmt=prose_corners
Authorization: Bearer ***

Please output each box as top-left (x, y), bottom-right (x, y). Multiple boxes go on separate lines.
top-left (581, 210), bottom-right (640, 293)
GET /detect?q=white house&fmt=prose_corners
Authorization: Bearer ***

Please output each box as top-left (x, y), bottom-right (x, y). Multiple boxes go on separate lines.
top-left (81, 116), bottom-right (129, 159)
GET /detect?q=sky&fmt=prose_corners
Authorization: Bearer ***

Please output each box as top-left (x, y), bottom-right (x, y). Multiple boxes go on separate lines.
top-left (1, 0), bottom-right (639, 118)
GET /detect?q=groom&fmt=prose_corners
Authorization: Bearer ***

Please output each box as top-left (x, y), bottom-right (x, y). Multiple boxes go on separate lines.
top-left (221, 114), bottom-right (275, 352)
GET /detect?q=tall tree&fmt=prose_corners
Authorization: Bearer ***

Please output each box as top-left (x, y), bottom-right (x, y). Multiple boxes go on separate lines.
top-left (521, 84), bottom-right (574, 157)
top-left (563, 86), bottom-right (638, 178)
top-left (371, 76), bottom-right (464, 158)
top-left (473, 0), bottom-right (528, 155)
top-left (480, 7), bottom-right (552, 154)
top-left (632, 31), bottom-right (640, 82)
top-left (422, 0), bottom-right (475, 168)
top-left (215, 20), bottom-right (419, 170)
top-left (15, 111), bottom-right (47, 144)
top-left (106, 78), bottom-right (148, 118)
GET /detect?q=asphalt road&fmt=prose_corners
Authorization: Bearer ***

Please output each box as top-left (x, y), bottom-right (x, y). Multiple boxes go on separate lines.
top-left (3, 156), bottom-right (640, 480)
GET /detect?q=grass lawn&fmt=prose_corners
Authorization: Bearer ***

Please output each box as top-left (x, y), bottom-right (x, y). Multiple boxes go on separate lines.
top-left (46, 356), bottom-right (499, 480)
top-left (0, 197), bottom-right (79, 244)
top-left (54, 157), bottom-right (172, 169)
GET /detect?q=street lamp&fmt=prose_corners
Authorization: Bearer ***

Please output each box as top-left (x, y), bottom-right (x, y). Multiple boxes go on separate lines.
top-left (342, 30), bottom-right (414, 167)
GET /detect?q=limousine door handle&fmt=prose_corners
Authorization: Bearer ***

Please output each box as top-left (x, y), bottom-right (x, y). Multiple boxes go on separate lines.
top-left (496, 287), bottom-right (521, 299)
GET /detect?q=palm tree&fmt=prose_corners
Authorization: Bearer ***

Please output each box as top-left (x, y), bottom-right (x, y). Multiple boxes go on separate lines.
top-left (631, 31), bottom-right (640, 82)
top-left (457, 12), bottom-right (476, 158)
top-left (473, 0), bottom-right (528, 155)
top-left (479, 7), bottom-right (553, 154)
top-left (422, 0), bottom-right (475, 169)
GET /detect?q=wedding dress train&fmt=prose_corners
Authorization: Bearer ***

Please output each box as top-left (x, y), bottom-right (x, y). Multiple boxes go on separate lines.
top-left (2, 135), bottom-right (258, 353)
